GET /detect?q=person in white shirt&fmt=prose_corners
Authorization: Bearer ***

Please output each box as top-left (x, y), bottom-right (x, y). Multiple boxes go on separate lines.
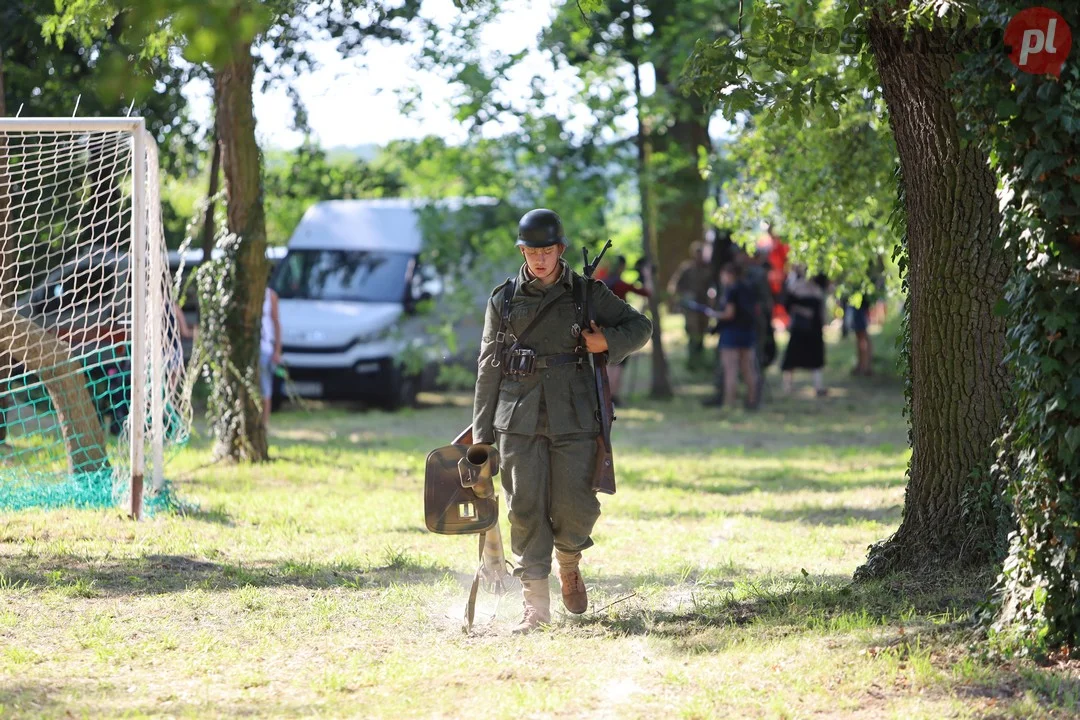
top-left (260, 285), bottom-right (283, 429)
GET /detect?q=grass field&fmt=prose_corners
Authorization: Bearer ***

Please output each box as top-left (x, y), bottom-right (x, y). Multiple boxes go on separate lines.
top-left (1, 321), bottom-right (1078, 718)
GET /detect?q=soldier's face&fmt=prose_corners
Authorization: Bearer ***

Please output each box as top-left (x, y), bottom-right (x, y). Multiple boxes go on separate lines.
top-left (521, 245), bottom-right (564, 280)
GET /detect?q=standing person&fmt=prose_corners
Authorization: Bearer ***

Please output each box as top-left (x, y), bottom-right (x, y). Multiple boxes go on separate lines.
top-left (600, 255), bottom-right (650, 405)
top-left (847, 295), bottom-right (873, 376)
top-left (743, 248), bottom-right (775, 403)
top-left (781, 268), bottom-right (828, 396)
top-left (472, 209), bottom-right (652, 634)
top-left (260, 281), bottom-right (283, 430)
top-left (704, 263), bottom-right (759, 409)
top-left (849, 257), bottom-right (885, 376)
top-left (668, 242), bottom-right (713, 371)
top-left (757, 221), bottom-right (790, 329)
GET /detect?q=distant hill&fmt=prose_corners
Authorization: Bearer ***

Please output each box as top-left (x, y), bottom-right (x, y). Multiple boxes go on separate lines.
top-left (264, 143), bottom-right (383, 169)
top-left (324, 144), bottom-right (381, 163)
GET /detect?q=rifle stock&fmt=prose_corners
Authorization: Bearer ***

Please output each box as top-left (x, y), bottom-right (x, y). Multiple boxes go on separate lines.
top-left (592, 352), bottom-right (617, 495)
top-left (584, 240), bottom-right (617, 495)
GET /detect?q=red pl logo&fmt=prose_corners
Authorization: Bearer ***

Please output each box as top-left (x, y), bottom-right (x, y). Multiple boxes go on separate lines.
top-left (1005, 7), bottom-right (1072, 77)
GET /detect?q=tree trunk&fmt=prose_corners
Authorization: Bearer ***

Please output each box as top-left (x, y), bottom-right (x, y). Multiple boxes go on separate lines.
top-left (202, 120), bottom-right (221, 261)
top-left (650, 117), bottom-right (711, 289)
top-left (212, 33), bottom-right (269, 462)
top-left (856, 17), bottom-right (1010, 579)
top-left (626, 4), bottom-right (672, 399)
top-left (650, 63), bottom-right (711, 290)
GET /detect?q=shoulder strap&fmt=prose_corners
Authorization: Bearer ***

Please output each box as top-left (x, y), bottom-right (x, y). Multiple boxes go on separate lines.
top-left (491, 278), bottom-right (515, 366)
top-left (573, 274), bottom-right (587, 325)
top-left (500, 278), bottom-right (515, 325)
top-left (573, 274), bottom-right (591, 354)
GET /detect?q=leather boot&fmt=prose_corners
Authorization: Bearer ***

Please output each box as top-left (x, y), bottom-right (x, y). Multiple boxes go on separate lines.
top-left (511, 578), bottom-right (551, 635)
top-left (555, 549), bottom-right (588, 614)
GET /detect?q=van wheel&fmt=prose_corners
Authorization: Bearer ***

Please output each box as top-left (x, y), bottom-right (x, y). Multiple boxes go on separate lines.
top-left (382, 367), bottom-right (420, 411)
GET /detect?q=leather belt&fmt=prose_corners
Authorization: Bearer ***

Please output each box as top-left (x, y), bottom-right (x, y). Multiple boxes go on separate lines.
top-left (533, 352), bottom-right (588, 369)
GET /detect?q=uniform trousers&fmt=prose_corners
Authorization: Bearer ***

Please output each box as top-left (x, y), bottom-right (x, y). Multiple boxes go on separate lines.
top-left (497, 403), bottom-right (601, 581)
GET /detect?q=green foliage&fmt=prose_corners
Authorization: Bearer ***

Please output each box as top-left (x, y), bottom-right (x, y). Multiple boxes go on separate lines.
top-left (2, 1), bottom-right (199, 177)
top-left (191, 223), bottom-right (265, 461)
top-left (681, 1), bottom-right (878, 127)
top-left (263, 141), bottom-right (406, 245)
top-left (676, 1), bottom-right (900, 294)
top-left (713, 95), bottom-right (898, 292)
top-left (949, 1), bottom-right (1080, 653)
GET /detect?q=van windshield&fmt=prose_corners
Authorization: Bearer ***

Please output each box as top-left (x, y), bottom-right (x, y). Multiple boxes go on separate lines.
top-left (271, 249), bottom-right (412, 303)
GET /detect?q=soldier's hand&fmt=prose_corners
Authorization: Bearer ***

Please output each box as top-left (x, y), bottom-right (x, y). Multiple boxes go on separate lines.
top-left (582, 321), bottom-right (609, 353)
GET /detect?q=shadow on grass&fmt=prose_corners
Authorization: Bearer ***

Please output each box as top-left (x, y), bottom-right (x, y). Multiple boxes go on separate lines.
top-left (576, 568), bottom-right (1080, 713)
top-left (578, 570), bottom-right (992, 647)
top-left (0, 684), bottom-right (327, 719)
top-left (573, 567), bottom-right (1080, 711)
top-left (0, 552), bottom-right (455, 597)
top-left (174, 505), bottom-right (235, 526)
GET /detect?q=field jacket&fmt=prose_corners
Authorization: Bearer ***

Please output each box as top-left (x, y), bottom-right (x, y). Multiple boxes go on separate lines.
top-left (472, 261), bottom-right (652, 443)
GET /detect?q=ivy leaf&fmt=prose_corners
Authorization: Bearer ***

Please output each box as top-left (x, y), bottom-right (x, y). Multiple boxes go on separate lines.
top-left (996, 98), bottom-right (1020, 119)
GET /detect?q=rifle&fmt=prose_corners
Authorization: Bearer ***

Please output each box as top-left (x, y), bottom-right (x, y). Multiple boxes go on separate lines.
top-left (679, 298), bottom-right (723, 319)
top-left (582, 240), bottom-right (617, 495)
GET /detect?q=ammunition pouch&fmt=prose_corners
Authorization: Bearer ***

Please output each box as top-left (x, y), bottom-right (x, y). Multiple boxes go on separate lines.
top-left (502, 347), bottom-right (537, 377)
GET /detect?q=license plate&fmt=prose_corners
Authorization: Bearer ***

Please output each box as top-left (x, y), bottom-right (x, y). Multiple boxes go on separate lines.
top-left (290, 381), bottom-right (323, 397)
top-left (354, 362), bottom-right (380, 374)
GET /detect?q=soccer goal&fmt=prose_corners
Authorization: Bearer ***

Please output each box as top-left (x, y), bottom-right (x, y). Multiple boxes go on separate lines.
top-left (0, 117), bottom-right (188, 518)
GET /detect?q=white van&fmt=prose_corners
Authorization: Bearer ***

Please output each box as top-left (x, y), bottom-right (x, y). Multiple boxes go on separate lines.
top-left (270, 198), bottom-right (488, 409)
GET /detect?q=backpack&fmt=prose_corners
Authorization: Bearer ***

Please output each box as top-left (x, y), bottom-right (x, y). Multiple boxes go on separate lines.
top-left (731, 280), bottom-right (759, 331)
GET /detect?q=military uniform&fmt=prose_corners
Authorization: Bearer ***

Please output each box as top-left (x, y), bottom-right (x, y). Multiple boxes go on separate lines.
top-left (472, 209), bottom-right (651, 632)
top-left (670, 258), bottom-right (713, 370)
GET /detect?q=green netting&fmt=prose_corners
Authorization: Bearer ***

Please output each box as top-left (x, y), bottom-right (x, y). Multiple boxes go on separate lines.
top-left (0, 344), bottom-right (191, 511)
top-left (0, 470), bottom-right (115, 511)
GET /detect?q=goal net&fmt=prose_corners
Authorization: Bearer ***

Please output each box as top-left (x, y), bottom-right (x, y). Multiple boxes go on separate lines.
top-left (0, 118), bottom-right (188, 516)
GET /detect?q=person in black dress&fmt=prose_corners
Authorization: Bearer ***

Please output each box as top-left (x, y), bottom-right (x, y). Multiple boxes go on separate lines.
top-left (781, 269), bottom-right (828, 397)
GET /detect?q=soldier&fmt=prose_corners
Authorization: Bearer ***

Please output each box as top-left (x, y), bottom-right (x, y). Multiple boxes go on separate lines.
top-left (472, 209), bottom-right (652, 634)
top-left (668, 242), bottom-right (713, 371)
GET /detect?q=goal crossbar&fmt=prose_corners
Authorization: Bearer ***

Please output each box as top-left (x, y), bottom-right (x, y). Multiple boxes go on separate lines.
top-left (0, 118), bottom-right (144, 132)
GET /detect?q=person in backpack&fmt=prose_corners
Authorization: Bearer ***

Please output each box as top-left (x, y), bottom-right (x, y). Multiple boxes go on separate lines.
top-left (471, 209), bottom-right (652, 634)
top-left (712, 262), bottom-right (760, 409)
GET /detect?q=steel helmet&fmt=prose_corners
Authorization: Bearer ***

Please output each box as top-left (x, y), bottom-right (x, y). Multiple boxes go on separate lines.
top-left (516, 208), bottom-right (567, 248)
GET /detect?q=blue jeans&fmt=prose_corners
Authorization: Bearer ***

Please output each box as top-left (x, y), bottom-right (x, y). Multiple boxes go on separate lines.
top-left (259, 353), bottom-right (275, 399)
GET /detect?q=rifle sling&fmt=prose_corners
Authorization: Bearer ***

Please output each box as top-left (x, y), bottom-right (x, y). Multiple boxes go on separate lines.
top-left (464, 530), bottom-right (484, 632)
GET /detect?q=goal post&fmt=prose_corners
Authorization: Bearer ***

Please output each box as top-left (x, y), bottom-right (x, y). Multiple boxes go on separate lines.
top-left (0, 117), bottom-right (187, 517)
